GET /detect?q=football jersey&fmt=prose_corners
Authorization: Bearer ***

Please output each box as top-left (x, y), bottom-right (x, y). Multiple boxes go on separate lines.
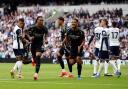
top-left (60, 26), bottom-right (68, 41)
top-left (99, 27), bottom-right (109, 51)
top-left (66, 29), bottom-right (85, 47)
top-left (94, 27), bottom-right (103, 49)
top-left (28, 25), bottom-right (48, 44)
top-left (13, 25), bottom-right (24, 49)
top-left (108, 27), bottom-right (120, 46)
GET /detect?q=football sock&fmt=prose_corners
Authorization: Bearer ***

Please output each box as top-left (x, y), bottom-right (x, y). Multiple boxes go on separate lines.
top-left (93, 60), bottom-right (98, 74)
top-left (57, 56), bottom-right (64, 69)
top-left (97, 62), bottom-right (104, 75)
top-left (109, 60), bottom-right (117, 73)
top-left (117, 59), bottom-right (121, 72)
top-left (35, 56), bottom-right (41, 73)
top-left (67, 59), bottom-right (72, 73)
top-left (77, 64), bottom-right (82, 76)
top-left (104, 61), bottom-right (109, 74)
top-left (17, 61), bottom-right (23, 74)
top-left (13, 61), bottom-right (18, 71)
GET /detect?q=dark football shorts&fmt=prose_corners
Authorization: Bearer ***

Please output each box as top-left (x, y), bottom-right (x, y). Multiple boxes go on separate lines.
top-left (98, 50), bottom-right (109, 60)
top-left (70, 47), bottom-right (83, 58)
top-left (59, 46), bottom-right (70, 57)
top-left (13, 49), bottom-right (25, 56)
top-left (110, 46), bottom-right (120, 56)
top-left (31, 43), bottom-right (44, 59)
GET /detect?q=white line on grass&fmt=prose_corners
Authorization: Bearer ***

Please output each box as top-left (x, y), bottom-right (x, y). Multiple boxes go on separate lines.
top-left (0, 80), bottom-right (114, 86)
top-left (0, 81), bottom-right (72, 85)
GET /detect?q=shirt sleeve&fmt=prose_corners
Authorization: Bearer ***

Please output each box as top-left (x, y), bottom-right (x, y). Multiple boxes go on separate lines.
top-left (44, 27), bottom-right (48, 35)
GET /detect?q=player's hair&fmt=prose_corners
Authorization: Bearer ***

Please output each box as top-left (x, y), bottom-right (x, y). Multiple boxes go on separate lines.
top-left (35, 16), bottom-right (43, 23)
top-left (112, 21), bottom-right (117, 28)
top-left (101, 19), bottom-right (108, 27)
top-left (18, 18), bottom-right (24, 22)
top-left (58, 17), bottom-right (64, 22)
top-left (104, 19), bottom-right (108, 25)
top-left (73, 18), bottom-right (79, 23)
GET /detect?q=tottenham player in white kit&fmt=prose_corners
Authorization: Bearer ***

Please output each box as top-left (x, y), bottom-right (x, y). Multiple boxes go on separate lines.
top-left (88, 20), bottom-right (102, 77)
top-left (10, 18), bottom-right (26, 79)
top-left (88, 19), bottom-right (110, 77)
top-left (94, 19), bottom-right (111, 77)
top-left (108, 21), bottom-right (121, 76)
top-left (94, 19), bottom-right (120, 78)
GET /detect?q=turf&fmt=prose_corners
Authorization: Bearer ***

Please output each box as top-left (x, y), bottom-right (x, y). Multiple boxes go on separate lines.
top-left (0, 63), bottom-right (128, 89)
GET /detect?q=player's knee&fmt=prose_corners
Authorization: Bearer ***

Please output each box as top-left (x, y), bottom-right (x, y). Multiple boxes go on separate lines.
top-left (69, 59), bottom-right (75, 65)
top-left (76, 56), bottom-right (82, 64)
top-left (36, 52), bottom-right (42, 57)
top-left (16, 56), bottom-right (22, 60)
top-left (94, 60), bottom-right (98, 66)
top-left (77, 60), bottom-right (82, 65)
top-left (117, 59), bottom-right (121, 64)
top-left (110, 55), bottom-right (116, 60)
top-left (35, 55), bottom-right (41, 63)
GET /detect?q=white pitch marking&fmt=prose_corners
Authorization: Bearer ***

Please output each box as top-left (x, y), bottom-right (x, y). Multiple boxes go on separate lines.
top-left (0, 80), bottom-right (115, 86)
top-left (0, 81), bottom-right (72, 85)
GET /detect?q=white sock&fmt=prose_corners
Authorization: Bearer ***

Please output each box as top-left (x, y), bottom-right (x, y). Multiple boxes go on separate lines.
top-left (104, 61), bottom-right (109, 74)
top-left (97, 62), bottom-right (104, 75)
top-left (109, 60), bottom-right (117, 73)
top-left (93, 60), bottom-right (98, 74)
top-left (13, 61), bottom-right (18, 71)
top-left (17, 61), bottom-right (23, 74)
top-left (117, 59), bottom-right (121, 72)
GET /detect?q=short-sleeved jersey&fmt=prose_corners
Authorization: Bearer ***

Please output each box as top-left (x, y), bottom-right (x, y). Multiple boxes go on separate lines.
top-left (94, 27), bottom-right (103, 48)
top-left (60, 26), bottom-right (68, 41)
top-left (99, 27), bottom-right (109, 51)
top-left (13, 25), bottom-right (24, 49)
top-left (28, 25), bottom-right (48, 44)
top-left (108, 27), bottom-right (120, 46)
top-left (66, 29), bottom-right (85, 47)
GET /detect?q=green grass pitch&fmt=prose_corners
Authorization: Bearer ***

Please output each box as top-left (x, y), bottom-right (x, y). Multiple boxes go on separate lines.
top-left (0, 63), bottom-right (128, 89)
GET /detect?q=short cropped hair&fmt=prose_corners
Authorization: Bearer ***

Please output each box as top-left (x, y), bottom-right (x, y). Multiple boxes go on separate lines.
top-left (58, 17), bottom-right (64, 22)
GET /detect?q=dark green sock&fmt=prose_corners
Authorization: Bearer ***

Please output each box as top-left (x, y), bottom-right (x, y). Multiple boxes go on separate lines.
top-left (77, 64), bottom-right (82, 76)
top-left (35, 56), bottom-right (41, 73)
top-left (57, 56), bottom-right (64, 69)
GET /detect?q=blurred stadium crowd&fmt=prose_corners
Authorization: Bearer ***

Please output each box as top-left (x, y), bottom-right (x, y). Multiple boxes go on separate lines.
top-left (0, 0), bottom-right (127, 6)
top-left (0, 6), bottom-right (127, 61)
